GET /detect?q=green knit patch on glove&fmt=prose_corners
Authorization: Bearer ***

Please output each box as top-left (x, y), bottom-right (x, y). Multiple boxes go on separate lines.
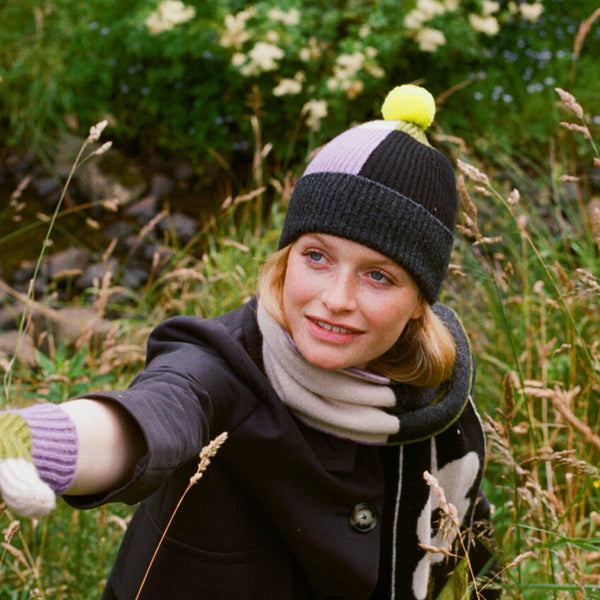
top-left (0, 413), bottom-right (33, 460)
top-left (0, 411), bottom-right (56, 518)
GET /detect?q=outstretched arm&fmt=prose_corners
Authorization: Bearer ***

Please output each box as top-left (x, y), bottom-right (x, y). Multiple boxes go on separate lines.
top-left (61, 399), bottom-right (146, 495)
top-left (0, 399), bottom-right (146, 517)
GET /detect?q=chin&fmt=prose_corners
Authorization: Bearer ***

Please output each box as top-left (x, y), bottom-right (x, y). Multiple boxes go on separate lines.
top-left (304, 353), bottom-right (351, 371)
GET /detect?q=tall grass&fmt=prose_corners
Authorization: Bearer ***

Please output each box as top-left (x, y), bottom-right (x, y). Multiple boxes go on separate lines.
top-left (444, 88), bottom-right (600, 598)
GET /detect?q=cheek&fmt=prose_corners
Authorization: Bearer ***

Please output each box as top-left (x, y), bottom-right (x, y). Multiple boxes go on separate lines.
top-left (282, 262), bottom-right (308, 319)
top-left (366, 296), bottom-right (418, 336)
top-left (283, 259), bottom-right (317, 308)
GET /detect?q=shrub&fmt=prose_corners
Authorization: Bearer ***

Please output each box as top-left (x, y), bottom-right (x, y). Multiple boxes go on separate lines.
top-left (3, 1), bottom-right (599, 171)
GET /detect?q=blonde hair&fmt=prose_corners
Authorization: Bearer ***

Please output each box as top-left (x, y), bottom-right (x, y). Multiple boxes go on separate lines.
top-left (257, 245), bottom-right (456, 388)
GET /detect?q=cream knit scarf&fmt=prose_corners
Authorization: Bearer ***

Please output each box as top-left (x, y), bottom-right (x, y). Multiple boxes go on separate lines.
top-left (257, 301), bottom-right (402, 445)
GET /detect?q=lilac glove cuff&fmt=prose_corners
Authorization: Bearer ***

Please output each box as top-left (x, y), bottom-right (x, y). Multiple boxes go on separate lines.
top-left (14, 404), bottom-right (79, 495)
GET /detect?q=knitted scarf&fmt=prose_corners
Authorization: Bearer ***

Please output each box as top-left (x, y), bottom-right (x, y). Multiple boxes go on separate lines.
top-left (256, 300), bottom-right (472, 446)
top-left (256, 299), bottom-right (484, 599)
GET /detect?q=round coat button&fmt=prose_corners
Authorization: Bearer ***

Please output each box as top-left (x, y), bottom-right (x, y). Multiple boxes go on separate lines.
top-left (349, 502), bottom-right (378, 533)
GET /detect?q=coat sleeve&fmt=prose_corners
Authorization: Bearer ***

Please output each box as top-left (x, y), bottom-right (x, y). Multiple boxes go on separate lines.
top-left (64, 313), bottom-right (264, 508)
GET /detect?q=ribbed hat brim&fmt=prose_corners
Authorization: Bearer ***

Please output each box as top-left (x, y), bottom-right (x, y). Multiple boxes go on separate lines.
top-left (279, 171), bottom-right (453, 304)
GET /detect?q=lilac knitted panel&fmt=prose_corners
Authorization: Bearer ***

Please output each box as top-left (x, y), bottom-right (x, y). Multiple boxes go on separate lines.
top-left (16, 404), bottom-right (79, 495)
top-left (304, 121), bottom-right (397, 176)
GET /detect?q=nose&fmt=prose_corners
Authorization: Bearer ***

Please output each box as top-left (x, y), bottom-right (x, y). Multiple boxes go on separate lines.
top-left (321, 270), bottom-right (357, 313)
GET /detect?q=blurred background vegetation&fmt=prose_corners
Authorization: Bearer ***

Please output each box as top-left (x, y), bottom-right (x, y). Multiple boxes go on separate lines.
top-left (1, 0), bottom-right (599, 169)
top-left (1, 1), bottom-right (600, 598)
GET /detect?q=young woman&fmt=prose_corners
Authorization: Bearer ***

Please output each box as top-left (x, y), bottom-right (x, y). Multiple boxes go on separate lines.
top-left (0, 85), bottom-right (499, 599)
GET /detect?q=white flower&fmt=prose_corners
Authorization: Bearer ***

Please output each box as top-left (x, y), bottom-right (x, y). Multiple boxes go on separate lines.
top-left (336, 52), bottom-right (365, 77)
top-left (267, 8), bottom-right (300, 26)
top-left (416, 27), bottom-right (446, 52)
top-left (469, 14), bottom-right (500, 35)
top-left (482, 1), bottom-right (500, 16)
top-left (520, 2), bottom-right (544, 22)
top-left (145, 0), bottom-right (196, 35)
top-left (365, 63), bottom-right (385, 79)
top-left (248, 42), bottom-right (284, 72)
top-left (344, 79), bottom-right (364, 100)
top-left (240, 62), bottom-right (258, 77)
top-left (359, 25), bottom-right (371, 38)
top-left (404, 10), bottom-right (426, 30)
top-left (444, 0), bottom-right (459, 10)
top-left (273, 78), bottom-right (303, 96)
top-left (237, 7), bottom-right (257, 21)
top-left (417, 0), bottom-right (446, 19)
top-left (365, 46), bottom-right (378, 59)
top-left (266, 30), bottom-right (280, 43)
top-left (299, 38), bottom-right (322, 62)
top-left (327, 77), bottom-right (341, 92)
top-left (231, 53), bottom-right (246, 67)
top-left (301, 99), bottom-right (328, 131)
top-left (220, 14), bottom-right (251, 48)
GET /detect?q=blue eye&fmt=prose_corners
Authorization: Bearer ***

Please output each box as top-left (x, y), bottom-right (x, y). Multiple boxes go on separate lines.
top-left (369, 271), bottom-right (388, 283)
top-left (308, 251), bottom-right (323, 262)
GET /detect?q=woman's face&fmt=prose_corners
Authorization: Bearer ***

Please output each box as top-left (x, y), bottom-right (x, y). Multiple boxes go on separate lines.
top-left (282, 233), bottom-right (423, 371)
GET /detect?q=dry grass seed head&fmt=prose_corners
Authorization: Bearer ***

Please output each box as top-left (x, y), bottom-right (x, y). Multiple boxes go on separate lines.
top-left (507, 188), bottom-right (520, 206)
top-left (573, 7), bottom-right (600, 60)
top-left (0, 541), bottom-right (27, 566)
top-left (502, 371), bottom-right (515, 422)
top-left (87, 119), bottom-right (109, 143)
top-left (504, 550), bottom-right (534, 571)
top-left (190, 432), bottom-right (229, 485)
top-left (555, 88), bottom-right (584, 119)
top-left (560, 121), bottom-right (591, 139)
top-left (457, 159), bottom-right (490, 186)
top-left (590, 201), bottom-right (600, 252)
top-left (423, 471), bottom-right (461, 549)
top-left (3, 520), bottom-right (20, 543)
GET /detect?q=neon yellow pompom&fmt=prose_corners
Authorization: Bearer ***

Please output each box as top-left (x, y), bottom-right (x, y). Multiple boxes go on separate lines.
top-left (381, 84), bottom-right (436, 130)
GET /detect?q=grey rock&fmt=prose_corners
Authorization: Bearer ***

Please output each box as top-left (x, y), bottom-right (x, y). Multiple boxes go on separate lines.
top-left (33, 176), bottom-right (61, 197)
top-left (31, 305), bottom-right (113, 355)
top-left (0, 330), bottom-right (38, 367)
top-left (150, 173), bottom-right (175, 199)
top-left (174, 161), bottom-right (194, 182)
top-left (124, 196), bottom-right (159, 224)
top-left (75, 259), bottom-right (120, 291)
top-left (73, 146), bottom-right (147, 208)
top-left (45, 247), bottom-right (90, 279)
top-left (0, 305), bottom-right (20, 332)
top-left (121, 264), bottom-right (148, 289)
top-left (158, 212), bottom-right (198, 244)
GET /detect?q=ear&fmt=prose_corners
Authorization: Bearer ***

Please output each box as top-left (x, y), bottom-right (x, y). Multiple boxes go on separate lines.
top-left (409, 297), bottom-right (425, 321)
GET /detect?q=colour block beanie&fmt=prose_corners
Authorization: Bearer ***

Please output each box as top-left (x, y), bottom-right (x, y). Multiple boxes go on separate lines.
top-left (278, 84), bottom-right (458, 304)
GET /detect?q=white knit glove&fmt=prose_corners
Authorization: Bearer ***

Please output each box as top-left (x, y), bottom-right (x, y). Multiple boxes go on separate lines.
top-left (0, 412), bottom-right (56, 517)
top-left (0, 405), bottom-right (78, 518)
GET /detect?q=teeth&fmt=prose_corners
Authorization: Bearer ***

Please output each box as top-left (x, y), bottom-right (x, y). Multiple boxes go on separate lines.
top-left (316, 320), bottom-right (352, 334)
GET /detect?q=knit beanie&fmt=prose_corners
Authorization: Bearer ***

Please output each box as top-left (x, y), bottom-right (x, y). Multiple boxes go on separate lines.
top-left (278, 84), bottom-right (457, 304)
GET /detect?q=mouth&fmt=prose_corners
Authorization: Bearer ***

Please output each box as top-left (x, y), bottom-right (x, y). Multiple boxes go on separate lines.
top-left (311, 318), bottom-right (360, 335)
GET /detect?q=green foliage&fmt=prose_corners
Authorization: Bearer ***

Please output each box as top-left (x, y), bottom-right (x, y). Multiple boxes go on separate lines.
top-left (5, 1), bottom-right (599, 169)
top-left (441, 2), bottom-right (600, 163)
top-left (31, 344), bottom-right (116, 404)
